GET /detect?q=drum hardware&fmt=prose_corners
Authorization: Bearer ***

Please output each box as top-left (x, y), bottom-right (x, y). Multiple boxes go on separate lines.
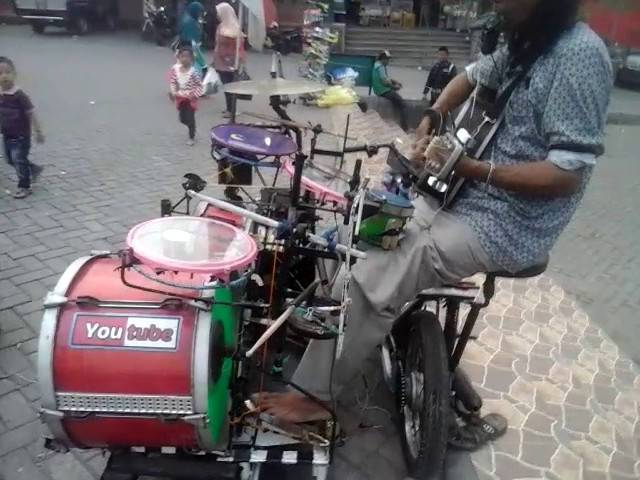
top-left (161, 173), bottom-right (208, 217)
top-left (246, 279), bottom-right (321, 358)
top-left (211, 124), bottom-right (298, 205)
top-left (240, 111), bottom-right (358, 141)
top-left (39, 102), bottom-right (371, 480)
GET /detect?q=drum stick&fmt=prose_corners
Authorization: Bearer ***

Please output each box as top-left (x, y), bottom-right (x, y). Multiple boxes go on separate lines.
top-left (240, 112), bottom-right (359, 141)
top-left (187, 191), bottom-right (367, 259)
top-left (246, 280), bottom-right (322, 358)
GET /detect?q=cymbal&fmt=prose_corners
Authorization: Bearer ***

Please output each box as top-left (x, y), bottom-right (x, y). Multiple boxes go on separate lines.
top-left (223, 78), bottom-right (326, 96)
top-left (241, 111), bottom-right (358, 140)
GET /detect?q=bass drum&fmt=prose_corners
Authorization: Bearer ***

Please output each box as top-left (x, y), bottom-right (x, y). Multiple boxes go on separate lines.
top-left (193, 200), bottom-right (244, 227)
top-left (37, 255), bottom-right (229, 451)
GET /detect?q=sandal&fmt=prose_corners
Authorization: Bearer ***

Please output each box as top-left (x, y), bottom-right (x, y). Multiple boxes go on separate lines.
top-left (14, 188), bottom-right (32, 199)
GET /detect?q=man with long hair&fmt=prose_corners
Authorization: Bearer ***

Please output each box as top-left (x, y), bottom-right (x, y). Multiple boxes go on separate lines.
top-left (253, 0), bottom-right (612, 458)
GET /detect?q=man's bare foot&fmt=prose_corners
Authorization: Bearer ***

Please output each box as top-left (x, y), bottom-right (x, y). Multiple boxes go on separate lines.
top-left (251, 392), bottom-right (331, 424)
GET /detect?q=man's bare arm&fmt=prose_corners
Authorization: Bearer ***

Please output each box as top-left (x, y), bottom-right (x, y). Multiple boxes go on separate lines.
top-left (457, 157), bottom-right (583, 198)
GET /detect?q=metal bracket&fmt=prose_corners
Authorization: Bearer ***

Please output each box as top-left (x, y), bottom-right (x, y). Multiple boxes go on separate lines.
top-left (182, 414), bottom-right (208, 427)
top-left (43, 292), bottom-right (68, 308)
top-left (40, 408), bottom-right (65, 420)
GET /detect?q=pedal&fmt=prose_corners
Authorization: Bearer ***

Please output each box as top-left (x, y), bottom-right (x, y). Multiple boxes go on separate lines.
top-left (243, 400), bottom-right (341, 448)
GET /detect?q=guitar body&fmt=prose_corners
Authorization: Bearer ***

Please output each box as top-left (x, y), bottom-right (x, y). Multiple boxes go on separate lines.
top-left (413, 86), bottom-right (504, 207)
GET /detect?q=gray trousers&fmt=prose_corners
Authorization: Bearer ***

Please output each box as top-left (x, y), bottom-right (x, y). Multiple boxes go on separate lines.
top-left (291, 196), bottom-right (502, 400)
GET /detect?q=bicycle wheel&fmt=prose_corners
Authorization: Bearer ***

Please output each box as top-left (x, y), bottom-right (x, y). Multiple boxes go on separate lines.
top-left (396, 311), bottom-right (449, 478)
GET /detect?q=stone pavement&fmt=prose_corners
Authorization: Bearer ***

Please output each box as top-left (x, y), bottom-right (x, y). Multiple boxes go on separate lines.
top-left (1, 25), bottom-right (640, 480)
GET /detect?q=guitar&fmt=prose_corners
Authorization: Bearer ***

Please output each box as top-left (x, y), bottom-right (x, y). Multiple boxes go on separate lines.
top-left (412, 85), bottom-right (505, 207)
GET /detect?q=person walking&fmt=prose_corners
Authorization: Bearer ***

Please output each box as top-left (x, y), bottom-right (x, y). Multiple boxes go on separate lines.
top-left (0, 56), bottom-right (45, 199)
top-left (169, 45), bottom-right (204, 145)
top-left (213, 2), bottom-right (246, 119)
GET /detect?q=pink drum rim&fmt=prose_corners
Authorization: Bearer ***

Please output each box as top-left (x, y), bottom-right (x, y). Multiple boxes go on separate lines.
top-left (283, 157), bottom-right (347, 205)
top-left (126, 217), bottom-right (258, 275)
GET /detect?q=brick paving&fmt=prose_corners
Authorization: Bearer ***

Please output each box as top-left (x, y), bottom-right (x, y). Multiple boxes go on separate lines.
top-left (1, 25), bottom-right (640, 480)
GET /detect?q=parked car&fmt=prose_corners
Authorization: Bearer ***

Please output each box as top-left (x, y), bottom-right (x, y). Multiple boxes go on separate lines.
top-left (12, 0), bottom-right (119, 35)
top-left (615, 50), bottom-right (640, 88)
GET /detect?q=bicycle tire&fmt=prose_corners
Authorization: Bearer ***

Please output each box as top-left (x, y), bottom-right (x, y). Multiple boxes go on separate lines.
top-left (396, 310), bottom-right (449, 478)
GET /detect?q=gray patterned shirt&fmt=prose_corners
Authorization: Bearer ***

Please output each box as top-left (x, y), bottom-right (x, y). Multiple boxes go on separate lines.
top-left (450, 22), bottom-right (612, 272)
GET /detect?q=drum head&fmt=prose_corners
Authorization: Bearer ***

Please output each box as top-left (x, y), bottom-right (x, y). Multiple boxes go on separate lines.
top-left (210, 124), bottom-right (298, 157)
top-left (126, 217), bottom-right (258, 275)
top-left (283, 158), bottom-right (352, 205)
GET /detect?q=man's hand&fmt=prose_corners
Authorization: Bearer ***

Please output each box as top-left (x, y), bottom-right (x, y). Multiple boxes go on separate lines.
top-left (168, 92), bottom-right (175, 102)
top-left (415, 116), bottom-right (433, 144)
top-left (410, 135), bottom-right (431, 169)
top-left (34, 130), bottom-right (45, 144)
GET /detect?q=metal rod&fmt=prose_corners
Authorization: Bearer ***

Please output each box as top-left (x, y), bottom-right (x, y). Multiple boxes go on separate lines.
top-left (246, 280), bottom-right (321, 357)
top-left (339, 114), bottom-right (351, 170)
top-left (187, 190), bottom-right (279, 228)
top-left (234, 3), bottom-right (244, 71)
top-left (186, 191), bottom-right (367, 259)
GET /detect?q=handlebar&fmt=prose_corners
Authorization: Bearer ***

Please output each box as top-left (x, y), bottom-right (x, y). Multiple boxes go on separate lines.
top-left (187, 191), bottom-right (367, 260)
top-left (314, 141), bottom-right (402, 160)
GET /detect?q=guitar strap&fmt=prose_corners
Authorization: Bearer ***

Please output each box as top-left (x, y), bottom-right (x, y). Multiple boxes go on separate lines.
top-left (485, 60), bottom-right (536, 123)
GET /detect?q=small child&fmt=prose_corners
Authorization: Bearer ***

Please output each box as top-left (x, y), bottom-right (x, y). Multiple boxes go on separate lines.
top-left (0, 56), bottom-right (45, 199)
top-left (169, 45), bottom-right (203, 145)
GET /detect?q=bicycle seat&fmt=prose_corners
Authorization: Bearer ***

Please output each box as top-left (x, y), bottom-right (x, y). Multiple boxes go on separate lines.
top-left (488, 255), bottom-right (549, 279)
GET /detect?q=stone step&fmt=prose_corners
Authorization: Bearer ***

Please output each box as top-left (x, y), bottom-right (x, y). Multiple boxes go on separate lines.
top-left (345, 38), bottom-right (470, 49)
top-left (346, 26), bottom-right (469, 38)
top-left (344, 43), bottom-right (470, 55)
top-left (344, 47), bottom-right (469, 67)
top-left (344, 26), bottom-right (471, 68)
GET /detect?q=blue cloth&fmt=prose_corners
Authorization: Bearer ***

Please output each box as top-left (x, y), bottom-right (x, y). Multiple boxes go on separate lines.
top-left (179, 1), bottom-right (205, 45)
top-left (451, 22), bottom-right (612, 272)
top-left (3, 135), bottom-right (33, 189)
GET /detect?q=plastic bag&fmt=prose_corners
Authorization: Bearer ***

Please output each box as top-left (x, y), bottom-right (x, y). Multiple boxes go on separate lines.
top-left (202, 69), bottom-right (220, 96)
top-left (315, 86), bottom-right (359, 108)
top-left (192, 41), bottom-right (207, 72)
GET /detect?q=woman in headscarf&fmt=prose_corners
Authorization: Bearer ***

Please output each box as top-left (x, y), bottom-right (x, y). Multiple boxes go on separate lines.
top-left (213, 2), bottom-right (246, 118)
top-left (179, 2), bottom-right (207, 74)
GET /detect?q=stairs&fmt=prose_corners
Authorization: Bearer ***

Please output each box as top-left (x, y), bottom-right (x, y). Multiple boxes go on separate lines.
top-left (344, 26), bottom-right (471, 68)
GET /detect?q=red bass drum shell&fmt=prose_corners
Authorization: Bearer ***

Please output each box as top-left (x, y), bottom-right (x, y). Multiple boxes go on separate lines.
top-left (38, 255), bottom-right (217, 451)
top-left (193, 201), bottom-right (243, 227)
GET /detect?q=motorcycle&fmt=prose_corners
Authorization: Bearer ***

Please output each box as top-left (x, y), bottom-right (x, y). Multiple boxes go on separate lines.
top-left (142, 2), bottom-right (177, 47)
top-left (264, 23), bottom-right (303, 55)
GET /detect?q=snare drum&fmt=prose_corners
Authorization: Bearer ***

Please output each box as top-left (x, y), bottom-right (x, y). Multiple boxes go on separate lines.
top-left (211, 124), bottom-right (297, 188)
top-left (282, 157), bottom-right (351, 205)
top-left (126, 216), bottom-right (257, 279)
top-left (358, 189), bottom-right (414, 250)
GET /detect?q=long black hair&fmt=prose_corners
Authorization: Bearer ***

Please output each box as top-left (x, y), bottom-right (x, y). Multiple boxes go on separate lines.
top-left (506, 0), bottom-right (581, 72)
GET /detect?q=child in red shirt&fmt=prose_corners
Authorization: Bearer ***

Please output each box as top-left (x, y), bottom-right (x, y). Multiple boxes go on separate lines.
top-left (169, 45), bottom-right (203, 145)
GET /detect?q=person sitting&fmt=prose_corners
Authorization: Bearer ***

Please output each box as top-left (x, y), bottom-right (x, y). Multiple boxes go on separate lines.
top-left (423, 46), bottom-right (457, 106)
top-left (253, 0), bottom-right (612, 426)
top-left (371, 50), bottom-right (408, 132)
